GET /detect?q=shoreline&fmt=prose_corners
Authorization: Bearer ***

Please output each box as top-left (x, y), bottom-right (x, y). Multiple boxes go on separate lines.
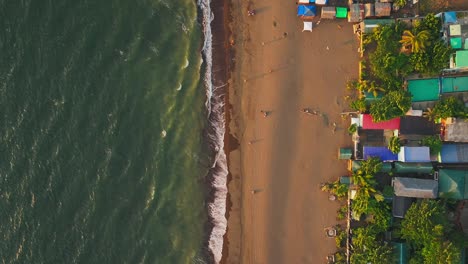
top-left (221, 1), bottom-right (360, 262)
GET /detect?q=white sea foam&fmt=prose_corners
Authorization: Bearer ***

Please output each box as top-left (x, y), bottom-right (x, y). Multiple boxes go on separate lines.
top-left (198, 0), bottom-right (228, 262)
top-left (182, 58), bottom-right (189, 69)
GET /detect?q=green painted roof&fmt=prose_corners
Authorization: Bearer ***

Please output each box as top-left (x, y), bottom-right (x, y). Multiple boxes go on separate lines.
top-left (392, 242), bottom-right (409, 264)
top-left (407, 78), bottom-right (440, 102)
top-left (336, 7), bottom-right (347, 18)
top-left (394, 162), bottom-right (433, 174)
top-left (451, 37), bottom-right (462, 49)
top-left (456, 50), bottom-right (468, 68)
top-left (438, 169), bottom-right (468, 200)
top-left (441, 76), bottom-right (468, 93)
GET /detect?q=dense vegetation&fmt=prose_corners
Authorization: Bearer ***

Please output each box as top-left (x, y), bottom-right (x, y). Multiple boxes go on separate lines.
top-left (350, 14), bottom-right (453, 121)
top-left (399, 200), bottom-right (466, 264)
top-left (322, 158), bottom-right (467, 263)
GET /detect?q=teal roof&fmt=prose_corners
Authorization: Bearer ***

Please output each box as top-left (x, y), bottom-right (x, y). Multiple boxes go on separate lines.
top-left (394, 162), bottom-right (433, 174)
top-left (407, 78), bottom-right (440, 102)
top-left (455, 50), bottom-right (468, 68)
top-left (363, 91), bottom-right (383, 101)
top-left (349, 160), bottom-right (392, 172)
top-left (392, 242), bottom-right (409, 264)
top-left (360, 19), bottom-right (395, 34)
top-left (438, 169), bottom-right (468, 200)
top-left (451, 37), bottom-right (462, 49)
top-left (441, 76), bottom-right (468, 93)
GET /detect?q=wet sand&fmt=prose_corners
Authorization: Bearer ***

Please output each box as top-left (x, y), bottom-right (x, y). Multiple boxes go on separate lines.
top-left (223, 0), bottom-right (360, 263)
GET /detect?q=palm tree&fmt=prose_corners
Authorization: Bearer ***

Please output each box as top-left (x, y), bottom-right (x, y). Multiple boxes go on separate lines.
top-left (366, 82), bottom-right (385, 98)
top-left (423, 107), bottom-right (436, 121)
top-left (400, 30), bottom-right (431, 53)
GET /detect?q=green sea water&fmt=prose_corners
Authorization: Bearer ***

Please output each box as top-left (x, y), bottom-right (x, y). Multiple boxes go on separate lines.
top-left (0, 0), bottom-right (210, 263)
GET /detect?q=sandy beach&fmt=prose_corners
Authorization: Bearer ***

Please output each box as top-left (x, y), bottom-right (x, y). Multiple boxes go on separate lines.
top-left (223, 0), bottom-right (360, 263)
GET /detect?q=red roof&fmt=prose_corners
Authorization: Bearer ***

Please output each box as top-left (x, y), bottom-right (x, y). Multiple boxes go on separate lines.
top-left (362, 114), bottom-right (400, 130)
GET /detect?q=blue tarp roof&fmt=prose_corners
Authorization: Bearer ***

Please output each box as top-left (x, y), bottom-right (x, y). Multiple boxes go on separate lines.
top-left (444, 12), bottom-right (457, 24)
top-left (439, 144), bottom-right (468, 163)
top-left (363, 146), bottom-right (398, 161)
top-left (297, 5), bottom-right (316, 17)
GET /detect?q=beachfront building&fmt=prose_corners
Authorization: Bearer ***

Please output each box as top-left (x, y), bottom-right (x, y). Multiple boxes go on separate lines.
top-left (443, 118), bottom-right (468, 142)
top-left (437, 169), bottom-right (468, 200)
top-left (437, 11), bottom-right (468, 51)
top-left (439, 143), bottom-right (468, 163)
top-left (392, 177), bottom-right (438, 199)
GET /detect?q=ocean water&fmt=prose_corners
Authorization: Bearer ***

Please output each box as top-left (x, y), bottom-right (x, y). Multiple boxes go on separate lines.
top-left (0, 0), bottom-right (226, 263)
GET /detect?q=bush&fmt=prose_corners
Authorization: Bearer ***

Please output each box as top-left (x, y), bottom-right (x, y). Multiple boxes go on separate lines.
top-left (388, 136), bottom-right (401, 154)
top-left (421, 135), bottom-right (442, 154)
top-left (433, 96), bottom-right (466, 119)
top-left (348, 123), bottom-right (358, 134)
top-left (370, 90), bottom-right (412, 122)
top-left (350, 98), bottom-right (367, 112)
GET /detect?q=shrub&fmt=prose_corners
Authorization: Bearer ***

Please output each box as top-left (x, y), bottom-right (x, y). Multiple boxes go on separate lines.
top-left (348, 123), bottom-right (358, 134)
top-left (350, 98), bottom-right (367, 112)
top-left (370, 90), bottom-right (412, 122)
top-left (388, 136), bottom-right (401, 154)
top-left (433, 96), bottom-right (466, 119)
top-left (421, 135), bottom-right (442, 154)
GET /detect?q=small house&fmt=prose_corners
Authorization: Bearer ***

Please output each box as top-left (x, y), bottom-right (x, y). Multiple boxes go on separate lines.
top-left (359, 19), bottom-right (395, 34)
top-left (321, 6), bottom-right (336, 19)
top-left (361, 114), bottom-right (400, 130)
top-left (399, 116), bottom-right (437, 136)
top-left (407, 78), bottom-right (440, 102)
top-left (393, 177), bottom-right (438, 198)
top-left (398, 146), bottom-right (431, 163)
top-left (392, 196), bottom-right (415, 218)
top-left (437, 169), bottom-right (468, 200)
top-left (297, 5), bottom-right (317, 19)
top-left (364, 3), bottom-right (375, 18)
top-left (393, 162), bottom-right (434, 174)
top-left (441, 76), bottom-right (468, 94)
top-left (444, 119), bottom-right (468, 142)
top-left (439, 143), bottom-right (468, 163)
top-left (348, 4), bottom-right (364, 23)
top-left (375, 3), bottom-right (391, 17)
top-left (363, 146), bottom-right (398, 161)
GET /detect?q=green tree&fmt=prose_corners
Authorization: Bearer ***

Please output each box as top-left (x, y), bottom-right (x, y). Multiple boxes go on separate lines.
top-left (388, 136), bottom-right (401, 154)
top-left (400, 30), bottom-right (431, 53)
top-left (351, 227), bottom-right (395, 264)
top-left (321, 179), bottom-right (348, 200)
top-left (401, 200), bottom-right (448, 246)
top-left (350, 98), bottom-right (367, 112)
top-left (433, 96), bottom-right (466, 119)
top-left (370, 90), bottom-right (412, 122)
top-left (421, 135), bottom-right (442, 155)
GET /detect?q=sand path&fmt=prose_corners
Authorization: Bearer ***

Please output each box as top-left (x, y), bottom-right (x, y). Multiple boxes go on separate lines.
top-left (225, 1), bottom-right (360, 263)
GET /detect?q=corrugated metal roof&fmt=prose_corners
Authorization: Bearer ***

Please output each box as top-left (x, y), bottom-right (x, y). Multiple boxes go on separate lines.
top-left (438, 169), bottom-right (468, 200)
top-left (445, 120), bottom-right (468, 142)
top-left (400, 116), bottom-right (437, 135)
top-left (393, 177), bottom-right (438, 198)
top-left (392, 196), bottom-right (415, 218)
top-left (398, 146), bottom-right (431, 162)
top-left (375, 2), bottom-right (391, 17)
top-left (362, 114), bottom-right (400, 130)
top-left (439, 144), bottom-right (468, 163)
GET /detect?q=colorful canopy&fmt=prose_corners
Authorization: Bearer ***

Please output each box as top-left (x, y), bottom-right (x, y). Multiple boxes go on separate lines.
top-left (297, 5), bottom-right (316, 17)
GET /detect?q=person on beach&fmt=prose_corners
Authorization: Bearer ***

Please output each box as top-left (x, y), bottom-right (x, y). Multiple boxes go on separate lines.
top-left (301, 108), bottom-right (319, 116)
top-left (248, 9), bottom-right (255, 16)
top-left (260, 110), bottom-right (271, 117)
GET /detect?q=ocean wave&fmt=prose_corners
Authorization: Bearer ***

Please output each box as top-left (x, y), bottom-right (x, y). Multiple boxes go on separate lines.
top-left (198, 0), bottom-right (228, 262)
